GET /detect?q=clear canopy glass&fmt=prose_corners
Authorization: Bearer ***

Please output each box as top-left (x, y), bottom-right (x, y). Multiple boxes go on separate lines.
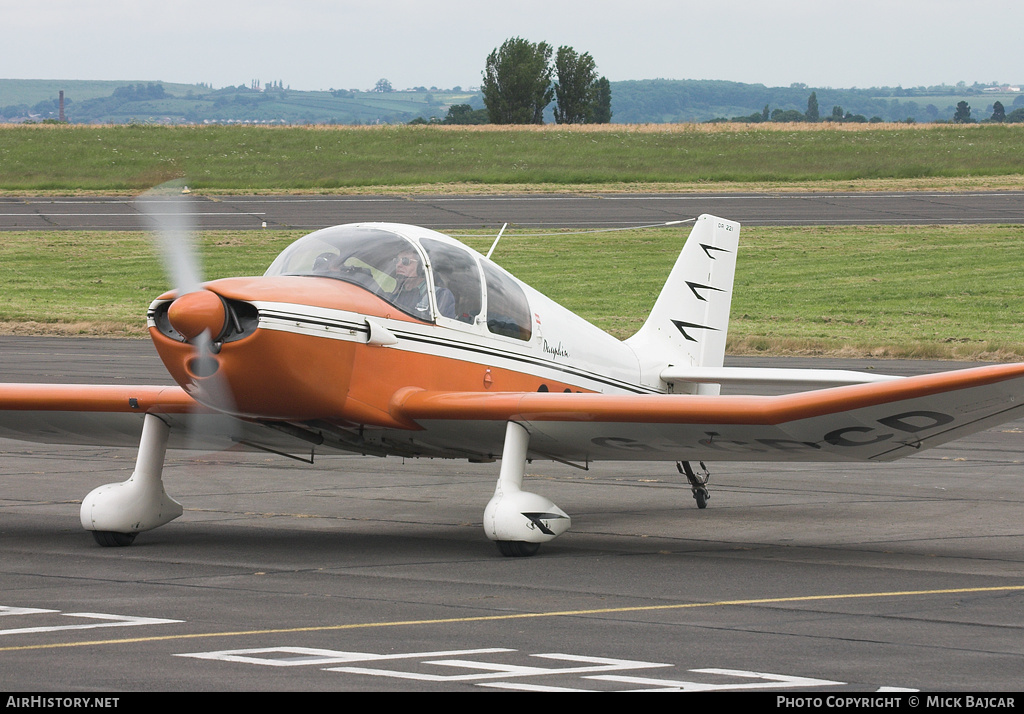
top-left (265, 224), bottom-right (531, 339)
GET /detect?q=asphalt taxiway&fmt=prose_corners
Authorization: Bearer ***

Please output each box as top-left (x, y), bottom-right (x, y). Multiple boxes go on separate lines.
top-left (2, 338), bottom-right (1022, 692)
top-left (2, 190), bottom-right (1024, 231)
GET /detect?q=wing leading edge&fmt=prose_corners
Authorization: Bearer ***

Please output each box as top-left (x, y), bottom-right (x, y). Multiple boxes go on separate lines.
top-left (4, 363), bottom-right (1024, 463)
top-left (391, 363), bottom-right (1024, 463)
top-left (0, 384), bottom-right (201, 448)
top-left (0, 384), bottom-right (304, 452)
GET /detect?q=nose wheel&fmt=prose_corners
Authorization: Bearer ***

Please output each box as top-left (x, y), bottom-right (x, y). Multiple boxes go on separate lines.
top-left (677, 460), bottom-right (711, 509)
top-left (80, 414), bottom-right (182, 545)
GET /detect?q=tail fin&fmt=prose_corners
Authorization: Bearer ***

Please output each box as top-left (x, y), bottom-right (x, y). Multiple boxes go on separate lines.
top-left (625, 215), bottom-right (740, 392)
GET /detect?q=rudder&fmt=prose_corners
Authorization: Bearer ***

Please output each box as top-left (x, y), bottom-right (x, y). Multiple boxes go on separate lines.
top-left (625, 214), bottom-right (740, 392)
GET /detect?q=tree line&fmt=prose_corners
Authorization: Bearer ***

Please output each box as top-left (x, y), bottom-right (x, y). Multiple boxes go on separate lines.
top-left (480, 38), bottom-right (611, 124)
top-left (8, 76), bottom-right (1024, 126)
top-left (416, 38), bottom-right (612, 126)
top-left (715, 91), bottom-right (1024, 124)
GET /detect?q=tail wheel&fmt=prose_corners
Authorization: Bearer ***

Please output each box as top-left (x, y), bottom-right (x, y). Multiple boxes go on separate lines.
top-left (678, 460), bottom-right (712, 510)
top-left (694, 488), bottom-right (709, 509)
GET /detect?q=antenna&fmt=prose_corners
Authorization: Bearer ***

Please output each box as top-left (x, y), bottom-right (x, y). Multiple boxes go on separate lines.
top-left (485, 223), bottom-right (508, 260)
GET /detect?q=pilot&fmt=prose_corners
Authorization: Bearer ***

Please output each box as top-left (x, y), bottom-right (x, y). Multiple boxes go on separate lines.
top-left (312, 252), bottom-right (337, 274)
top-left (391, 249), bottom-right (456, 319)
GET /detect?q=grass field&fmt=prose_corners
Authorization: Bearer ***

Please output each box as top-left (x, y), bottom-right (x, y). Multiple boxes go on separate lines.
top-left (3, 224), bottom-right (1022, 360)
top-left (3, 123), bottom-right (1024, 192)
top-left (2, 123), bottom-right (1020, 359)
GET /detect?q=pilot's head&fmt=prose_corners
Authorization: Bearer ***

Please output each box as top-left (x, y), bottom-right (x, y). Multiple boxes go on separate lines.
top-left (395, 250), bottom-right (423, 280)
top-left (313, 252), bottom-right (335, 273)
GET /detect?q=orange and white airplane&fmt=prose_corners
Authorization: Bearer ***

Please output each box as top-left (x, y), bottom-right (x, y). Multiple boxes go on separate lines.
top-left (3, 209), bottom-right (1024, 556)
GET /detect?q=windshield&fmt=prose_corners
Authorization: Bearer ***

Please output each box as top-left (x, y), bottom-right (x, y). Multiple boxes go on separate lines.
top-left (265, 225), bottom-right (432, 319)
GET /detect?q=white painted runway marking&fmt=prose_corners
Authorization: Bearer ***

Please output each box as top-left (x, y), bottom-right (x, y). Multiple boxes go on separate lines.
top-left (177, 646), bottom-right (513, 667)
top-left (176, 644), bottom-right (856, 691)
top-left (0, 606), bottom-right (59, 617)
top-left (591, 668), bottom-right (844, 692)
top-left (0, 606), bottom-right (182, 636)
top-left (330, 652), bottom-right (670, 683)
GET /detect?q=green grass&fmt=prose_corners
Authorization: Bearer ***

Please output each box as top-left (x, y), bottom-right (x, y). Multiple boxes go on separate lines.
top-left (0, 230), bottom-right (298, 334)
top-left (2, 124), bottom-right (1024, 191)
top-left (3, 224), bottom-right (1022, 360)
top-left (727, 225), bottom-right (1024, 360)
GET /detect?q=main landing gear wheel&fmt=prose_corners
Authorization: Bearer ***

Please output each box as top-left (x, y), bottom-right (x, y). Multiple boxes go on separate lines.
top-left (678, 460), bottom-right (711, 510)
top-left (496, 540), bottom-right (541, 557)
top-left (92, 531), bottom-right (137, 547)
top-left (485, 423), bottom-right (571, 557)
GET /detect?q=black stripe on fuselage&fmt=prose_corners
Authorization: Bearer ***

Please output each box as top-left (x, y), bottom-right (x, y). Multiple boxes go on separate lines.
top-left (257, 309), bottom-right (658, 395)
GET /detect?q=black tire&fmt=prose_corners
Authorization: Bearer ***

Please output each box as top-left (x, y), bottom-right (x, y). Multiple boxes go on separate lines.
top-left (92, 531), bottom-right (137, 547)
top-left (695, 490), bottom-right (708, 509)
top-left (496, 540), bottom-right (540, 557)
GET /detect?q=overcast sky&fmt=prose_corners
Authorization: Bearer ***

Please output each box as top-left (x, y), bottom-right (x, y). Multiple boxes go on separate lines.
top-left (3, 0), bottom-right (1021, 92)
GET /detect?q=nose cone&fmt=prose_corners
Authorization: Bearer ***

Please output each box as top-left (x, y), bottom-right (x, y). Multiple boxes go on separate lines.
top-left (167, 290), bottom-right (228, 342)
top-left (150, 276), bottom-right (374, 422)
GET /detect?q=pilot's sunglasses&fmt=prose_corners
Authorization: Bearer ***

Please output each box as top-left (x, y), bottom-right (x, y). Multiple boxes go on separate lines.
top-left (399, 256), bottom-right (418, 265)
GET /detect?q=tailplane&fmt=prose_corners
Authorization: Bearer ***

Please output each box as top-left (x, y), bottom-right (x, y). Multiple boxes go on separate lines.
top-left (625, 215), bottom-right (740, 392)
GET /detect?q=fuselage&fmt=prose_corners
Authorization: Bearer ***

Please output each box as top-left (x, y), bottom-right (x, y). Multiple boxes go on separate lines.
top-left (148, 223), bottom-right (655, 435)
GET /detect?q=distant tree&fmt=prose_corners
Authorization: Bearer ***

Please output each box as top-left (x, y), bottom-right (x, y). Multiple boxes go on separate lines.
top-left (771, 108), bottom-right (804, 122)
top-left (991, 101), bottom-right (1006, 122)
top-left (553, 46), bottom-right (597, 124)
top-left (482, 37), bottom-right (553, 124)
top-left (374, 78), bottom-right (394, 93)
top-left (590, 76), bottom-right (612, 123)
top-left (831, 105), bottom-right (844, 121)
top-left (953, 100), bottom-right (972, 123)
top-left (728, 110), bottom-right (765, 123)
top-left (761, 104), bottom-right (770, 121)
top-left (1006, 107), bottom-right (1024, 123)
top-left (112, 83), bottom-right (166, 102)
top-left (443, 104), bottom-right (489, 125)
top-left (0, 103), bottom-right (30, 120)
top-left (806, 92), bottom-right (819, 122)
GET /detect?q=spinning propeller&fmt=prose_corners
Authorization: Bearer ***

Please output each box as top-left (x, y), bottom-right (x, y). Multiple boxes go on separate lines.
top-left (136, 181), bottom-right (237, 412)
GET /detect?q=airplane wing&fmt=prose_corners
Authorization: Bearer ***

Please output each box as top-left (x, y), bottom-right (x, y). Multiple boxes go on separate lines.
top-left (391, 363), bottom-right (1024, 464)
top-left (0, 384), bottom-right (308, 453)
top-left (4, 363), bottom-right (1024, 464)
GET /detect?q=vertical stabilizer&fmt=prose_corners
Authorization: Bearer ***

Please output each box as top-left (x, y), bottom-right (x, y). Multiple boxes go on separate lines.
top-left (624, 215), bottom-right (740, 392)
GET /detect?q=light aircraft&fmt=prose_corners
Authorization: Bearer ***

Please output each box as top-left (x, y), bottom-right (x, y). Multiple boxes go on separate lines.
top-left (3, 204), bottom-right (1024, 556)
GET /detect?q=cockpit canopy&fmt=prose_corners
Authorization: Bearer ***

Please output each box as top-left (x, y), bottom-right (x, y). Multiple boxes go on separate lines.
top-left (266, 224), bottom-right (419, 310)
top-left (265, 224), bottom-right (532, 340)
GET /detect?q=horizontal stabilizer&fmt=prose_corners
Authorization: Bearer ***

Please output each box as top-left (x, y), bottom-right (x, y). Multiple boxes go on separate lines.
top-left (661, 366), bottom-right (903, 389)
